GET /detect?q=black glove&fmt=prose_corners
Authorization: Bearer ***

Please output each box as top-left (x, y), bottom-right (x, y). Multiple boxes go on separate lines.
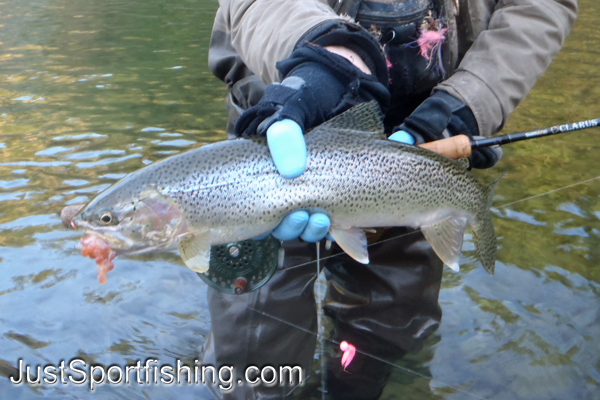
top-left (396, 91), bottom-right (502, 169)
top-left (235, 23), bottom-right (390, 137)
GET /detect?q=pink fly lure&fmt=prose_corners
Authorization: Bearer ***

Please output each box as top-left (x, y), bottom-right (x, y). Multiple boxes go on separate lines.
top-left (415, 14), bottom-right (448, 76)
top-left (417, 28), bottom-right (447, 62)
top-left (340, 341), bottom-right (356, 371)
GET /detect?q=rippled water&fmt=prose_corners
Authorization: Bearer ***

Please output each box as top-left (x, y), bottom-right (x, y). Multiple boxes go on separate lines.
top-left (0, 0), bottom-right (599, 399)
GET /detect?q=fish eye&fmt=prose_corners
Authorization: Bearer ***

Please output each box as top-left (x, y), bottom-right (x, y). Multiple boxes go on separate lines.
top-left (98, 211), bottom-right (116, 225)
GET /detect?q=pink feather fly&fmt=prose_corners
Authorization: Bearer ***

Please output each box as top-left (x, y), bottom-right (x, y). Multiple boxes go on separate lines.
top-left (417, 28), bottom-right (447, 61)
top-left (340, 341), bottom-right (356, 371)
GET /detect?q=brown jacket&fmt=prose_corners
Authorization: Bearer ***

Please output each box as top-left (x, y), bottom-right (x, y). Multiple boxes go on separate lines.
top-left (209, 0), bottom-right (577, 137)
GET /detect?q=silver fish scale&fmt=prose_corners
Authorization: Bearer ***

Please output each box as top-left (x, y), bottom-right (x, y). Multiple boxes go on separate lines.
top-left (120, 126), bottom-right (490, 245)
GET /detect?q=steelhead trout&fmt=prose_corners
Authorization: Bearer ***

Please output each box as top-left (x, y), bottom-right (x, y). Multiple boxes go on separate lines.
top-left (71, 102), bottom-right (501, 282)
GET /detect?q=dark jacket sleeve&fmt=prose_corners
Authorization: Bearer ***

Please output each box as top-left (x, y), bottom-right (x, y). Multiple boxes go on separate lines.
top-left (436, 0), bottom-right (578, 136)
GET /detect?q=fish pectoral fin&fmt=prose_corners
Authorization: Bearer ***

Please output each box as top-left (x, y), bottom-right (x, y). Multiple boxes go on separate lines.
top-left (421, 215), bottom-right (468, 272)
top-left (177, 232), bottom-right (211, 273)
top-left (329, 226), bottom-right (369, 264)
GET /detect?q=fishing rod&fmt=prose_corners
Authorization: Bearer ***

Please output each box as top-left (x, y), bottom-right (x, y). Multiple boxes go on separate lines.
top-left (419, 117), bottom-right (600, 160)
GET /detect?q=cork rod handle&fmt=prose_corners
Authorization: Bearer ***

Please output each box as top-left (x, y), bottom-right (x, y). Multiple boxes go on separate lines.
top-left (418, 134), bottom-right (472, 160)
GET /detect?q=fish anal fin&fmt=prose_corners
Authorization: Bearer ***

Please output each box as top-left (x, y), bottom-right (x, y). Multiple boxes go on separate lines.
top-left (329, 226), bottom-right (369, 264)
top-left (178, 232), bottom-right (211, 273)
top-left (421, 215), bottom-right (468, 271)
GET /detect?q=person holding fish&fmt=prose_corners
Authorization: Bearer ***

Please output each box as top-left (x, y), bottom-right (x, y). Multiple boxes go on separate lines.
top-left (202, 0), bottom-right (577, 398)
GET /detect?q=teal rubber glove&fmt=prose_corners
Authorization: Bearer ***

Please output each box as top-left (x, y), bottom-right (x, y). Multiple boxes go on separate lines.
top-left (271, 211), bottom-right (331, 242)
top-left (266, 119), bottom-right (307, 179)
top-left (388, 130), bottom-right (416, 145)
top-left (266, 120), bottom-right (330, 242)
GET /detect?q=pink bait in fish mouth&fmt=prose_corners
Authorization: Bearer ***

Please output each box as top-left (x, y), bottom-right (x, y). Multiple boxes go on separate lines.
top-left (340, 341), bottom-right (356, 371)
top-left (80, 235), bottom-right (116, 284)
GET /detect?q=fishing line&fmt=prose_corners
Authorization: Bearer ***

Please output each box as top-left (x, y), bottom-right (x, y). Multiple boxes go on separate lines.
top-left (245, 304), bottom-right (486, 400)
top-left (315, 242), bottom-right (327, 399)
top-left (497, 174), bottom-right (600, 209)
top-left (287, 230), bottom-right (421, 272)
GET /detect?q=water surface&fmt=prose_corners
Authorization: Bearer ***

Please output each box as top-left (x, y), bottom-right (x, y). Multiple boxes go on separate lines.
top-left (0, 0), bottom-right (599, 399)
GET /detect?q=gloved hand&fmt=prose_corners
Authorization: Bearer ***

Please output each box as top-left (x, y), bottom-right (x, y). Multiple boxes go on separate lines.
top-left (235, 24), bottom-right (390, 137)
top-left (265, 119), bottom-right (306, 179)
top-left (388, 130), bottom-right (416, 145)
top-left (395, 91), bottom-right (502, 169)
top-left (235, 22), bottom-right (390, 180)
top-left (469, 136), bottom-right (503, 169)
top-left (235, 49), bottom-right (389, 179)
top-left (272, 211), bottom-right (331, 242)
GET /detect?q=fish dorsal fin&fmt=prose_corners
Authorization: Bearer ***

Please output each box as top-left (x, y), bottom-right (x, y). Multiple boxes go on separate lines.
top-left (317, 101), bottom-right (384, 135)
top-left (421, 214), bottom-right (469, 272)
top-left (178, 232), bottom-right (211, 273)
top-left (328, 225), bottom-right (369, 264)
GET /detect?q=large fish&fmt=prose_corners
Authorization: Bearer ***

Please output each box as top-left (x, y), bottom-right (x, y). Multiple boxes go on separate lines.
top-left (71, 102), bottom-right (501, 280)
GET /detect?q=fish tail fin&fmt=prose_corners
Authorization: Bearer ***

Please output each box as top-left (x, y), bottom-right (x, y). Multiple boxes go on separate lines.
top-left (472, 213), bottom-right (497, 275)
top-left (472, 172), bottom-right (506, 275)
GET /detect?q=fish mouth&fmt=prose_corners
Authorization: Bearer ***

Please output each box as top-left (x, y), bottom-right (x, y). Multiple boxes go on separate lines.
top-left (71, 217), bottom-right (135, 252)
top-left (86, 231), bottom-right (132, 250)
top-left (72, 218), bottom-right (172, 257)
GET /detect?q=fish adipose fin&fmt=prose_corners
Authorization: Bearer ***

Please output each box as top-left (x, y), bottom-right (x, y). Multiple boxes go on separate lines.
top-left (317, 101), bottom-right (385, 136)
top-left (456, 158), bottom-right (470, 170)
top-left (178, 232), bottom-right (211, 273)
top-left (329, 226), bottom-right (369, 264)
top-left (421, 215), bottom-right (468, 272)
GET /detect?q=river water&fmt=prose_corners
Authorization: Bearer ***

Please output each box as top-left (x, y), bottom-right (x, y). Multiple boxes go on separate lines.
top-left (0, 0), bottom-right (598, 399)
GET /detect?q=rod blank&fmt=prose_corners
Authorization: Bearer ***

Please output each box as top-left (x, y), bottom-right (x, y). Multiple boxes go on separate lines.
top-left (418, 117), bottom-right (600, 160)
top-left (472, 118), bottom-right (600, 149)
